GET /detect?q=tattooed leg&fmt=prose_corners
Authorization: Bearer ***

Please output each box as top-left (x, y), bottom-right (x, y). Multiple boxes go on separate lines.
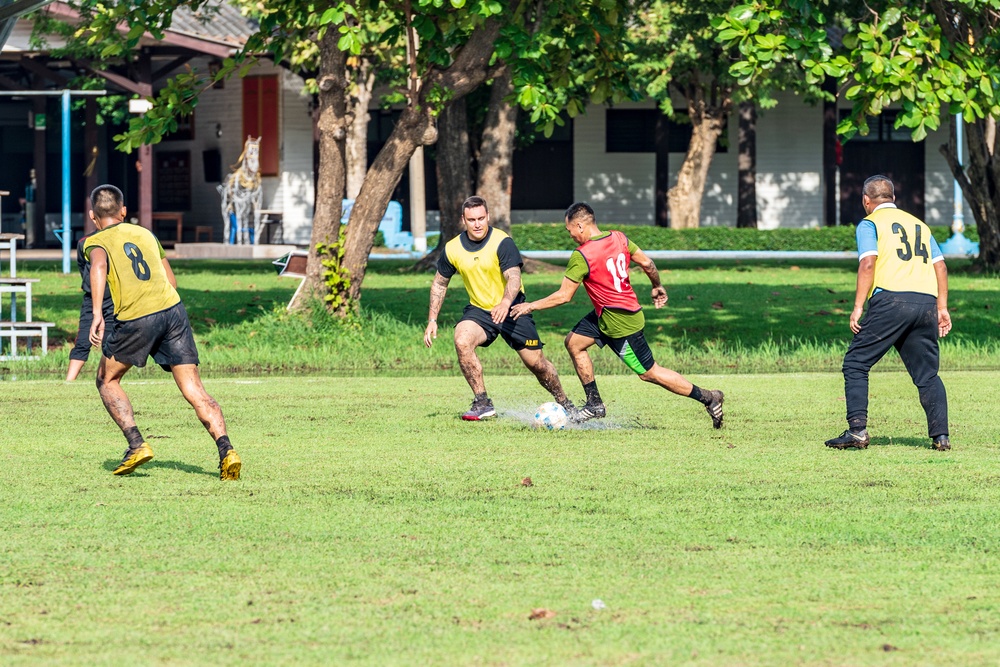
top-left (455, 320), bottom-right (489, 396)
top-left (517, 348), bottom-right (568, 403)
top-left (96, 356), bottom-right (138, 433)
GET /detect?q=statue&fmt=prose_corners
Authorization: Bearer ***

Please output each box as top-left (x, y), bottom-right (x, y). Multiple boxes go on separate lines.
top-left (218, 136), bottom-right (263, 244)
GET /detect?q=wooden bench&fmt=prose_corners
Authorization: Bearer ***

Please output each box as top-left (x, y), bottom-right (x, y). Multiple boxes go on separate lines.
top-left (153, 212), bottom-right (185, 247)
top-left (0, 321), bottom-right (54, 360)
top-left (259, 210), bottom-right (283, 244)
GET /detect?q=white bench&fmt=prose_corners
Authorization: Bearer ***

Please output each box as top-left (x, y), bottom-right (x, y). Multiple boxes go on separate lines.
top-left (0, 321), bottom-right (55, 360)
top-left (0, 277), bottom-right (39, 322)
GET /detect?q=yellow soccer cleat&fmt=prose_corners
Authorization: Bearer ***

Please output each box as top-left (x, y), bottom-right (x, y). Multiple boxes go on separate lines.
top-left (112, 443), bottom-right (154, 475)
top-left (219, 450), bottom-right (241, 481)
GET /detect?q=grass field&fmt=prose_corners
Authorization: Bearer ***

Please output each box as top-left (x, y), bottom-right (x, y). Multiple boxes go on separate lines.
top-left (3, 371), bottom-right (1000, 665)
top-left (4, 258), bottom-right (999, 378)
top-left (2, 257), bottom-right (998, 664)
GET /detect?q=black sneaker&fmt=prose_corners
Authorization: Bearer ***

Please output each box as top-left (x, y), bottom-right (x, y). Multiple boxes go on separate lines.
top-left (461, 397), bottom-right (496, 421)
top-left (825, 429), bottom-right (870, 449)
top-left (705, 389), bottom-right (724, 429)
top-left (573, 401), bottom-right (606, 423)
top-left (932, 435), bottom-right (951, 451)
top-left (558, 399), bottom-right (579, 421)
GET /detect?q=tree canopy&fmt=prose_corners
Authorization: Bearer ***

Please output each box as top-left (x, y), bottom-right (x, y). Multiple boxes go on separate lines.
top-left (717, 0), bottom-right (1000, 267)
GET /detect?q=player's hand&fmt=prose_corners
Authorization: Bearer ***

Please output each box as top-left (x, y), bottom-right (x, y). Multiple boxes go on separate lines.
top-left (490, 301), bottom-right (511, 324)
top-left (849, 306), bottom-right (865, 334)
top-left (509, 302), bottom-right (532, 320)
top-left (423, 320), bottom-right (438, 348)
top-left (651, 286), bottom-right (667, 309)
top-left (89, 314), bottom-right (105, 347)
top-left (937, 308), bottom-right (952, 338)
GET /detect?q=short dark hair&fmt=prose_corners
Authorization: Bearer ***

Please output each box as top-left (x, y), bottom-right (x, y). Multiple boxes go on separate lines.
top-left (564, 202), bottom-right (595, 224)
top-left (863, 175), bottom-right (895, 202)
top-left (90, 184), bottom-right (124, 220)
top-left (462, 196), bottom-right (488, 215)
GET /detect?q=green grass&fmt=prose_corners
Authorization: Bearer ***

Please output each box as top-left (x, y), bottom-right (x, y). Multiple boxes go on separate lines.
top-left (2, 372), bottom-right (1000, 665)
top-left (3, 258), bottom-right (999, 379)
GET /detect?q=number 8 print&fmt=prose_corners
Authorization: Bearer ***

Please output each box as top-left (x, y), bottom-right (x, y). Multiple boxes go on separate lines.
top-left (123, 242), bottom-right (151, 281)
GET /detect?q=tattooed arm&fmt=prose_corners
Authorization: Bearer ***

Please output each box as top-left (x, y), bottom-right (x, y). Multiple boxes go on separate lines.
top-left (491, 266), bottom-right (522, 324)
top-left (424, 272), bottom-right (451, 347)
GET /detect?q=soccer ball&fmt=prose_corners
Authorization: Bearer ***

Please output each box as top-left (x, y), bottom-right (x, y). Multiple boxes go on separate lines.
top-left (533, 402), bottom-right (568, 430)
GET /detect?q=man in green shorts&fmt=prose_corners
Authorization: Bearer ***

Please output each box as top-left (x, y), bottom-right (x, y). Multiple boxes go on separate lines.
top-left (85, 184), bottom-right (241, 479)
top-left (510, 202), bottom-right (724, 427)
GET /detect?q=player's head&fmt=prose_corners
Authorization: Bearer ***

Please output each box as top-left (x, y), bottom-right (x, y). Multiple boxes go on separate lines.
top-left (564, 202), bottom-right (597, 244)
top-left (462, 196), bottom-right (490, 242)
top-left (862, 175), bottom-right (895, 214)
top-left (90, 184), bottom-right (126, 227)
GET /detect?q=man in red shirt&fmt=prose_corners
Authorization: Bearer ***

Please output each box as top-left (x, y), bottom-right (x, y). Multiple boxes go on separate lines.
top-left (511, 202), bottom-right (724, 427)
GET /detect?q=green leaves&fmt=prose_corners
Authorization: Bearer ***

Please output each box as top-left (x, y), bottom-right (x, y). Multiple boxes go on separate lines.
top-left (713, 0), bottom-right (1000, 147)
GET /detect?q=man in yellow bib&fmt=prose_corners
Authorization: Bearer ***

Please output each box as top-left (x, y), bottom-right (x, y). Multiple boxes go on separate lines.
top-left (84, 185), bottom-right (241, 479)
top-left (423, 196), bottom-right (574, 420)
top-left (826, 175), bottom-right (952, 451)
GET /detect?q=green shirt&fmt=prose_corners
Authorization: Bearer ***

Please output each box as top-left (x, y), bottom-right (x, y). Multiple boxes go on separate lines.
top-left (565, 232), bottom-right (645, 338)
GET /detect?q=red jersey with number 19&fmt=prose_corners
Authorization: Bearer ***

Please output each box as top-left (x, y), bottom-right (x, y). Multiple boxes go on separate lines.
top-left (84, 223), bottom-right (180, 321)
top-left (576, 230), bottom-right (641, 317)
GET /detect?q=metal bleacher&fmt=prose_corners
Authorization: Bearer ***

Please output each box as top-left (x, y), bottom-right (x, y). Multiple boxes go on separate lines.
top-left (0, 191), bottom-right (54, 360)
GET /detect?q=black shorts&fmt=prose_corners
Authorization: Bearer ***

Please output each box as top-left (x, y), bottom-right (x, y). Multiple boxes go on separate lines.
top-left (460, 298), bottom-right (543, 350)
top-left (70, 294), bottom-right (117, 362)
top-left (103, 302), bottom-right (199, 371)
top-left (572, 311), bottom-right (655, 374)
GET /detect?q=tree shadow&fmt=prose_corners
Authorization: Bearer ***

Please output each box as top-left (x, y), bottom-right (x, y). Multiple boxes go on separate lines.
top-left (358, 264), bottom-right (1000, 351)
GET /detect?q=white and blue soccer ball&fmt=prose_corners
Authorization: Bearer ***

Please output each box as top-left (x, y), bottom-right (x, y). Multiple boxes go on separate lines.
top-left (533, 402), bottom-right (568, 431)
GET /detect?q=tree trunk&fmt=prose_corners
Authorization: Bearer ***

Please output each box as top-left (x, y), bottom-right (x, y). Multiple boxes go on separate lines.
top-left (416, 97), bottom-right (471, 271)
top-left (476, 66), bottom-right (517, 233)
top-left (667, 86), bottom-right (730, 229)
top-left (941, 115), bottom-right (1000, 269)
top-left (737, 100), bottom-right (758, 229)
top-left (346, 58), bottom-right (375, 200)
top-left (291, 28), bottom-right (347, 311)
top-left (339, 17), bottom-right (502, 305)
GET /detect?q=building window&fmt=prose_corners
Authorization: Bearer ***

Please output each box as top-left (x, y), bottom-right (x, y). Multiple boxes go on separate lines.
top-left (839, 110), bottom-right (908, 142)
top-left (242, 76), bottom-right (280, 176)
top-left (512, 119), bottom-right (574, 210)
top-left (606, 109), bottom-right (727, 153)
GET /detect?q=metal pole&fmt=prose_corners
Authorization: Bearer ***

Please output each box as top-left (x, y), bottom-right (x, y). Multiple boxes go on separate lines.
top-left (62, 89), bottom-right (71, 274)
top-left (952, 113), bottom-right (964, 233)
top-left (0, 90), bottom-right (106, 271)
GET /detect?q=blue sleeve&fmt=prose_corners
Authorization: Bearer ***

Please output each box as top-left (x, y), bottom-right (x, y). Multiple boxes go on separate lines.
top-left (929, 234), bottom-right (943, 259)
top-left (855, 220), bottom-right (878, 258)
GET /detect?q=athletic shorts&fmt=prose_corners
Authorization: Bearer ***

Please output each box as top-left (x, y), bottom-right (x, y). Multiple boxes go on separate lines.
top-left (460, 298), bottom-right (543, 351)
top-left (70, 294), bottom-right (116, 362)
top-left (572, 310), bottom-right (655, 374)
top-left (103, 301), bottom-right (199, 371)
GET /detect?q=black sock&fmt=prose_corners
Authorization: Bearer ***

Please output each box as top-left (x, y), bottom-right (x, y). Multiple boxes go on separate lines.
top-left (689, 385), bottom-right (712, 405)
top-left (848, 417), bottom-right (867, 432)
top-left (583, 381), bottom-right (602, 405)
top-left (216, 435), bottom-right (233, 458)
top-left (123, 427), bottom-right (144, 449)
top-left (474, 392), bottom-right (489, 403)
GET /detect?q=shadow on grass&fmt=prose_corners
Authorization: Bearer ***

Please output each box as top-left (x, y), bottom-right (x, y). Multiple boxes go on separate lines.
top-left (359, 278), bottom-right (1000, 349)
top-left (869, 436), bottom-right (938, 449)
top-left (102, 458), bottom-right (217, 477)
